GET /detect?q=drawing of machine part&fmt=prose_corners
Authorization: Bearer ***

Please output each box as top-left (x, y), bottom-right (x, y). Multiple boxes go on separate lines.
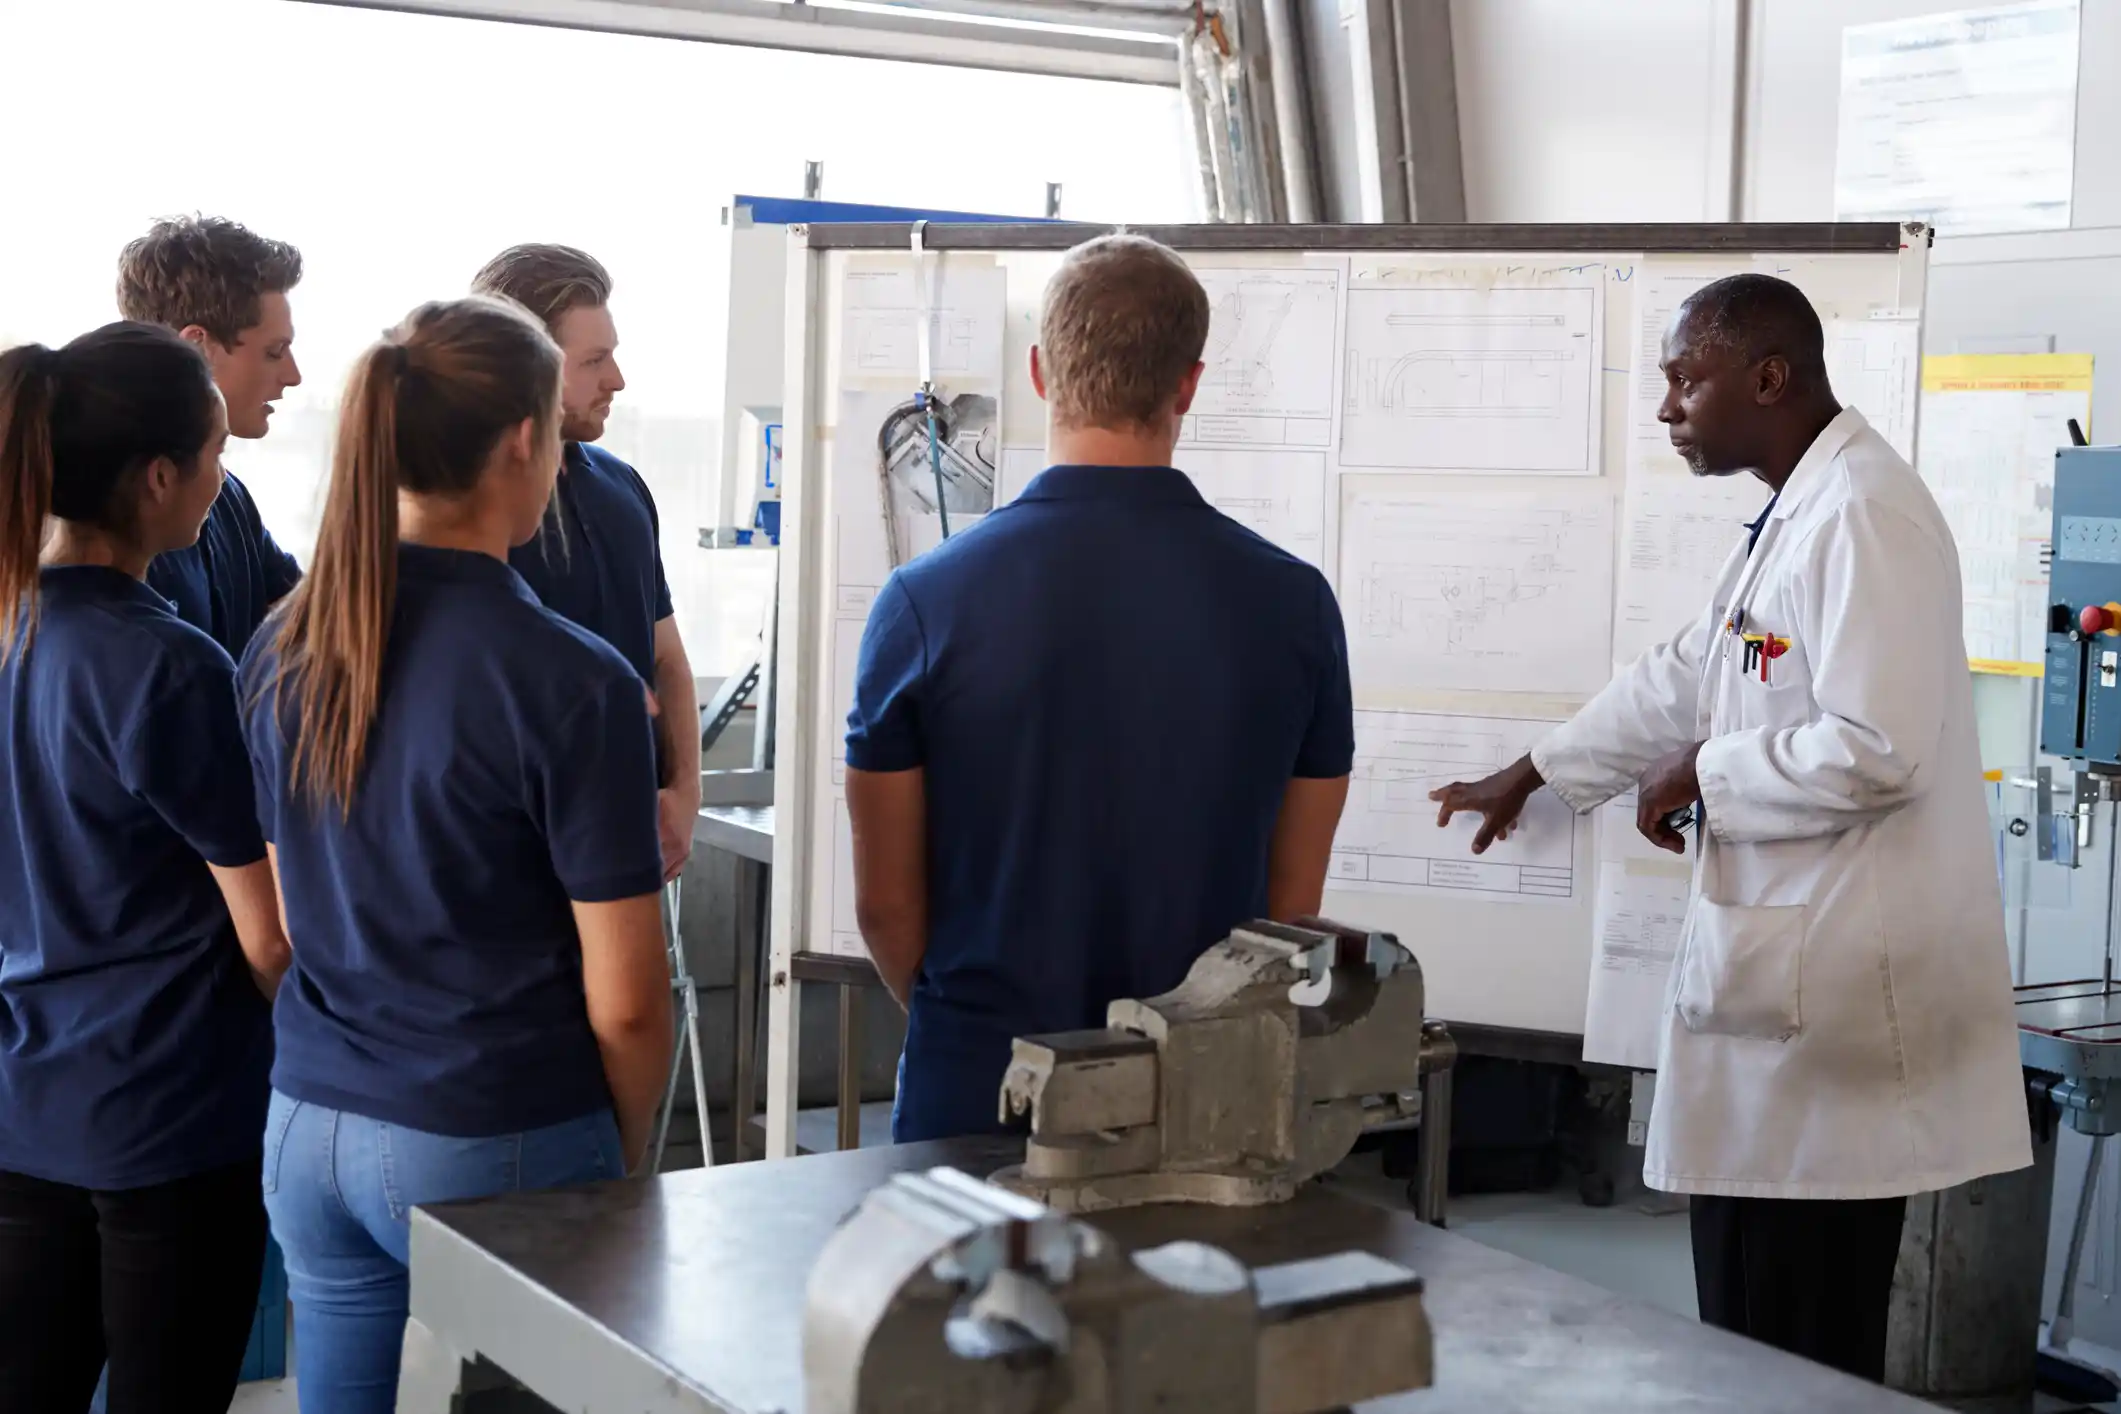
top-left (875, 391), bottom-right (997, 568)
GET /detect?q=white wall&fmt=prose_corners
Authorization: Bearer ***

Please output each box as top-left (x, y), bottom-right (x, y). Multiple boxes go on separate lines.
top-left (1444, 0), bottom-right (2121, 229)
top-left (1448, 0), bottom-right (1740, 223)
top-left (1746, 0), bottom-right (2121, 225)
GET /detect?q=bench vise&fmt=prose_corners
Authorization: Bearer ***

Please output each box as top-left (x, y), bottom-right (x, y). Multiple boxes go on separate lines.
top-left (990, 918), bottom-right (1453, 1214)
top-left (803, 1166), bottom-right (1433, 1414)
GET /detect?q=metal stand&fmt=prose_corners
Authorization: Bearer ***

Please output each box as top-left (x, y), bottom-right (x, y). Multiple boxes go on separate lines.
top-left (649, 877), bottom-right (715, 1174)
top-left (2050, 1134), bottom-right (2107, 1358)
top-left (1411, 1022), bottom-right (1456, 1228)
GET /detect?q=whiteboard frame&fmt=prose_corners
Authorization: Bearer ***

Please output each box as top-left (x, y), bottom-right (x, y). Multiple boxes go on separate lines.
top-left (765, 220), bottom-right (1932, 1158)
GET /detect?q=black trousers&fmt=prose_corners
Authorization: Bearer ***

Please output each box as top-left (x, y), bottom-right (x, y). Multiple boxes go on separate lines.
top-left (0, 1156), bottom-right (267, 1414)
top-left (1691, 1193), bottom-right (1908, 1383)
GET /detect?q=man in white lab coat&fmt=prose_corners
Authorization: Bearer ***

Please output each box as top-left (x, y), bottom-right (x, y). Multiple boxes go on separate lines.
top-left (1431, 274), bottom-right (2030, 1382)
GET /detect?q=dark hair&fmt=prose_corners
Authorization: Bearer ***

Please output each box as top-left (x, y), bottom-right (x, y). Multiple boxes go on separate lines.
top-left (0, 324), bottom-right (218, 651)
top-left (269, 296), bottom-right (561, 813)
top-left (1678, 273), bottom-right (1829, 387)
top-left (471, 244), bottom-right (612, 333)
top-left (116, 215), bottom-right (304, 347)
top-left (1039, 234), bottom-right (1211, 430)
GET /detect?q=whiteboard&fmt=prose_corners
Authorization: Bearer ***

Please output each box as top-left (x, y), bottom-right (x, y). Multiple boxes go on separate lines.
top-left (771, 223), bottom-right (1929, 1050)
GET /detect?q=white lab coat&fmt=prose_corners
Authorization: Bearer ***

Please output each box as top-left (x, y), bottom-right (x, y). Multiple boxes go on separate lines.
top-left (1533, 409), bottom-right (2031, 1199)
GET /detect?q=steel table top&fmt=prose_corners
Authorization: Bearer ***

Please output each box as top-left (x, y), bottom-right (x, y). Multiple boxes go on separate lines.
top-left (692, 804), bottom-right (774, 864)
top-left (407, 1138), bottom-right (1932, 1414)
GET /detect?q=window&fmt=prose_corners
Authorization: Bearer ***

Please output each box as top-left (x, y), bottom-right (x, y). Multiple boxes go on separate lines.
top-left (0, 0), bottom-right (1197, 673)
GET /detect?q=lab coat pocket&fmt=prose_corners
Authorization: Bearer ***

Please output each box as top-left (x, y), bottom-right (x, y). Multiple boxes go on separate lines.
top-left (1674, 900), bottom-right (1806, 1041)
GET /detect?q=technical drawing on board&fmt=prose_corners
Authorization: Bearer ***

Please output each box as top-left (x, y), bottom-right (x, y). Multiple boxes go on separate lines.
top-left (1339, 280), bottom-right (1603, 473)
top-left (1177, 448), bottom-right (1326, 566)
top-left (1328, 710), bottom-right (1579, 904)
top-left (1824, 316), bottom-right (1920, 460)
top-left (839, 263), bottom-right (1005, 384)
top-left (1612, 474), bottom-right (1764, 666)
top-left (1189, 266), bottom-right (1341, 426)
top-left (1337, 486), bottom-right (1615, 695)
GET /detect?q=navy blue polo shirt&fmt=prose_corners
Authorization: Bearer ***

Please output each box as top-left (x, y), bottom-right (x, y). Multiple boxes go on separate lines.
top-left (240, 544), bottom-right (664, 1138)
top-left (147, 470), bottom-right (302, 659)
top-left (509, 443), bottom-right (673, 685)
top-left (845, 465), bottom-right (1355, 1144)
top-left (0, 568), bottom-right (271, 1190)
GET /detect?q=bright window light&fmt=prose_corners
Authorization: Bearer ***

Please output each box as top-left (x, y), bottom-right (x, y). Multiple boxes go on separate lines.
top-left (0, 0), bottom-right (1198, 673)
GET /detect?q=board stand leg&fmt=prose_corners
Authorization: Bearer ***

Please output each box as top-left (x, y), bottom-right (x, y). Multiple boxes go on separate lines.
top-left (732, 861), bottom-right (768, 1160)
top-left (837, 983), bottom-right (864, 1150)
top-left (649, 878), bottom-right (715, 1174)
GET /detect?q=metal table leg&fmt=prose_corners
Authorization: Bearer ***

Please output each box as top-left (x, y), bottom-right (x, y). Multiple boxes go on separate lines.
top-left (732, 861), bottom-right (768, 1160)
top-left (1412, 1021), bottom-right (1457, 1228)
top-left (837, 983), bottom-right (864, 1150)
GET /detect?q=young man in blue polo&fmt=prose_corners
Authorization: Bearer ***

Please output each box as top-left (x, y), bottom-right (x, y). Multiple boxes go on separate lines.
top-left (845, 234), bottom-right (1356, 1143)
top-left (474, 245), bottom-right (702, 881)
top-left (120, 215), bottom-right (306, 657)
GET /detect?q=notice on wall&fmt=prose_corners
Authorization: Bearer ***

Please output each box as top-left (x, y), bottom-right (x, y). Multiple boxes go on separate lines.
top-left (1917, 352), bottom-right (2094, 675)
top-left (1835, 0), bottom-right (2081, 235)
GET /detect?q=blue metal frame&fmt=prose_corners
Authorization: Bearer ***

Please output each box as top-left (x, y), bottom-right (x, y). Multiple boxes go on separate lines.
top-left (732, 194), bottom-right (1061, 226)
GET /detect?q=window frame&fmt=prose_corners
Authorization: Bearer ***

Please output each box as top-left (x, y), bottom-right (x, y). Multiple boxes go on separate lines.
top-left (287, 0), bottom-right (1184, 84)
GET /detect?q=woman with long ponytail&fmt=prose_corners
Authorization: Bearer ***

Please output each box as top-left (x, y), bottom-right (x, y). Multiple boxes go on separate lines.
top-left (240, 296), bottom-right (671, 1413)
top-left (0, 325), bottom-right (292, 1411)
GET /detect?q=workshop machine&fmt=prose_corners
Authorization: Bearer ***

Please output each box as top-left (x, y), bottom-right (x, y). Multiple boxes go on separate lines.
top-left (990, 918), bottom-right (1455, 1216)
top-left (2028, 441), bottom-right (2121, 1128)
top-left (2010, 439), bottom-right (2121, 1379)
top-left (803, 1166), bottom-right (1433, 1414)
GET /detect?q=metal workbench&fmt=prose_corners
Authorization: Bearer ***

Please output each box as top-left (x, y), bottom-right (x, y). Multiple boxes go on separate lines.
top-left (400, 1136), bottom-right (1934, 1414)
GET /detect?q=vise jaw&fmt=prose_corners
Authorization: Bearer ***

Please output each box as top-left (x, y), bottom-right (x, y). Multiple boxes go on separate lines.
top-left (989, 918), bottom-right (1448, 1213)
top-left (802, 1166), bottom-right (1433, 1414)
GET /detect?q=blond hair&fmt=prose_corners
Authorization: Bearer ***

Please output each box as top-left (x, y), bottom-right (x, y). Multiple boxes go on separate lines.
top-left (1038, 235), bottom-right (1209, 430)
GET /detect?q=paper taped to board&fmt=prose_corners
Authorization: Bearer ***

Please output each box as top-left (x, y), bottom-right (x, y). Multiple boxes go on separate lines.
top-left (1190, 266), bottom-right (1342, 425)
top-left (1329, 710), bottom-right (1581, 906)
top-left (1613, 475), bottom-right (1763, 668)
top-left (1337, 485), bottom-right (1615, 695)
top-left (840, 261), bottom-right (1006, 385)
top-left (1338, 269), bottom-right (1603, 475)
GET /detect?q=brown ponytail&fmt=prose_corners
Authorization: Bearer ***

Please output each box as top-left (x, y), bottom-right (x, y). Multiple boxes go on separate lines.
top-left (0, 348), bottom-right (57, 654)
top-left (276, 344), bottom-right (402, 813)
top-left (270, 296), bottom-right (561, 814)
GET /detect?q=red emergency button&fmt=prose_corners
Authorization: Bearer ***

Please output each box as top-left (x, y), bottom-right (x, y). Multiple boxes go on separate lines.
top-left (2084, 605), bottom-right (2115, 636)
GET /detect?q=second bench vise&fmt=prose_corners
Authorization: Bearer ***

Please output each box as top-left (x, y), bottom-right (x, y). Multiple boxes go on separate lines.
top-left (990, 918), bottom-right (1453, 1213)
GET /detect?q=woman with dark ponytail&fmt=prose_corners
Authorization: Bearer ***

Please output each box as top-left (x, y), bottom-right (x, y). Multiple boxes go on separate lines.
top-left (240, 296), bottom-right (671, 1412)
top-left (0, 324), bottom-right (292, 1411)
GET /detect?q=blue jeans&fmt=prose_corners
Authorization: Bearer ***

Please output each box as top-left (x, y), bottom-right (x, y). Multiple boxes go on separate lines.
top-left (261, 1091), bottom-right (624, 1414)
